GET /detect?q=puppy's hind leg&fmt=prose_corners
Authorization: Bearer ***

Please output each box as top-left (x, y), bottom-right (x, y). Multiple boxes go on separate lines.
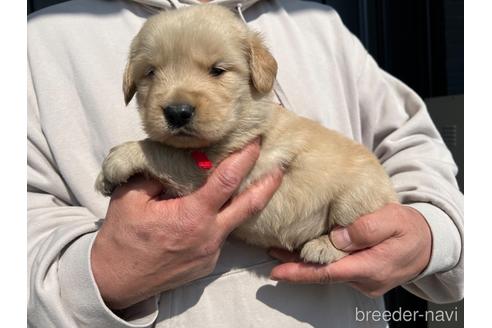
top-left (299, 186), bottom-right (391, 264)
top-left (299, 198), bottom-right (360, 264)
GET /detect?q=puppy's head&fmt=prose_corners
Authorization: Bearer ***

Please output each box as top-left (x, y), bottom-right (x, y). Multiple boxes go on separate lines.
top-left (123, 5), bottom-right (277, 148)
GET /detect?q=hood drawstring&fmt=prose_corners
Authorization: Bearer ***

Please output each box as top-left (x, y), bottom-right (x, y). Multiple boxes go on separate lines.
top-left (236, 3), bottom-right (246, 22)
top-left (271, 79), bottom-right (294, 112)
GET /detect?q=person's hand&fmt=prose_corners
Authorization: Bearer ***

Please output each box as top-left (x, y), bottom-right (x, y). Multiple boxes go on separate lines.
top-left (269, 203), bottom-right (432, 297)
top-left (91, 139), bottom-right (283, 310)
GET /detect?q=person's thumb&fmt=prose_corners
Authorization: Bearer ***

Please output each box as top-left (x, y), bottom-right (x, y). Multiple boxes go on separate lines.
top-left (330, 205), bottom-right (401, 252)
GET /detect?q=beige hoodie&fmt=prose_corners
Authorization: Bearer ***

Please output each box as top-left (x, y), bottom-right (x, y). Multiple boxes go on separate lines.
top-left (27, 0), bottom-right (463, 327)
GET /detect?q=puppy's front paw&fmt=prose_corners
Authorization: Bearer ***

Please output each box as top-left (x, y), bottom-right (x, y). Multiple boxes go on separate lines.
top-left (95, 141), bottom-right (146, 196)
top-left (95, 172), bottom-right (116, 196)
top-left (300, 235), bottom-right (347, 264)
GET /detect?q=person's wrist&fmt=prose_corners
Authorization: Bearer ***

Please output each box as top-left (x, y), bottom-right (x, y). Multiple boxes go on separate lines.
top-left (59, 233), bottom-right (159, 327)
top-left (90, 231), bottom-right (133, 310)
top-left (404, 205), bottom-right (432, 276)
top-left (404, 203), bottom-right (461, 282)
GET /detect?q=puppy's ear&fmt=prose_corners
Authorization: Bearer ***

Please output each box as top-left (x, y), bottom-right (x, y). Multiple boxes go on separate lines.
top-left (123, 36), bottom-right (141, 105)
top-left (123, 59), bottom-right (137, 106)
top-left (248, 32), bottom-right (278, 94)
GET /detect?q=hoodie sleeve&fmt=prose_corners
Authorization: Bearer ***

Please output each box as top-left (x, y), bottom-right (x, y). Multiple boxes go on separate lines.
top-left (27, 61), bottom-right (159, 328)
top-left (354, 40), bottom-right (464, 303)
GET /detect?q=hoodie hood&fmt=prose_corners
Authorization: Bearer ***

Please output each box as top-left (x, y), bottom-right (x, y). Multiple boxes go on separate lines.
top-left (130, 0), bottom-right (262, 12)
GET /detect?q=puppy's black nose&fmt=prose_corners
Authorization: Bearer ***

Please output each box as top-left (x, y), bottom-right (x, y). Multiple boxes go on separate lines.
top-left (163, 104), bottom-right (195, 129)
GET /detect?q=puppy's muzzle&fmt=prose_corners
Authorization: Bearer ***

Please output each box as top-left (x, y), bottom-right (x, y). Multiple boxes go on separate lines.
top-left (163, 104), bottom-right (195, 129)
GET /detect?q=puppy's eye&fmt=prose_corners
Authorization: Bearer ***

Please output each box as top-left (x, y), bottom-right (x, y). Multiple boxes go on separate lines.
top-left (145, 67), bottom-right (155, 78)
top-left (209, 66), bottom-right (226, 77)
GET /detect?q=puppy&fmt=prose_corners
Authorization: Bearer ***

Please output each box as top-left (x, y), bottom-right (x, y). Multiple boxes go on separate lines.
top-left (96, 5), bottom-right (397, 264)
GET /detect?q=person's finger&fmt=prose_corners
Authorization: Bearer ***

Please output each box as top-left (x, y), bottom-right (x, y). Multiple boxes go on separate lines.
top-left (270, 249), bottom-right (376, 283)
top-left (217, 167), bottom-right (283, 236)
top-left (190, 139), bottom-right (261, 212)
top-left (270, 261), bottom-right (334, 284)
top-left (330, 204), bottom-right (401, 252)
top-left (268, 248), bottom-right (301, 263)
top-left (112, 174), bottom-right (165, 201)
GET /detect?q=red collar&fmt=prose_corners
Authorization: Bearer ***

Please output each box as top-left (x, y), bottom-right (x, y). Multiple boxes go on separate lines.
top-left (191, 150), bottom-right (213, 170)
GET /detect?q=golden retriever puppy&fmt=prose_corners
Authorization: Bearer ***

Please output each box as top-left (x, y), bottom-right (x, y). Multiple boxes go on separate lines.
top-left (95, 4), bottom-right (397, 264)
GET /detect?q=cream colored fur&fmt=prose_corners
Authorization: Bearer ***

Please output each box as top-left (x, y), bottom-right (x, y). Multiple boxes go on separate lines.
top-left (95, 5), bottom-right (398, 264)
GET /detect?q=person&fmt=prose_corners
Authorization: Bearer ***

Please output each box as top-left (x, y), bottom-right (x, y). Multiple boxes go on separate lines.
top-left (27, 0), bottom-right (463, 327)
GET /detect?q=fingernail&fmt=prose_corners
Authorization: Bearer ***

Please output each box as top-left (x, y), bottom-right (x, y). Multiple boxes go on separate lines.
top-left (330, 227), bottom-right (352, 250)
top-left (269, 272), bottom-right (281, 281)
